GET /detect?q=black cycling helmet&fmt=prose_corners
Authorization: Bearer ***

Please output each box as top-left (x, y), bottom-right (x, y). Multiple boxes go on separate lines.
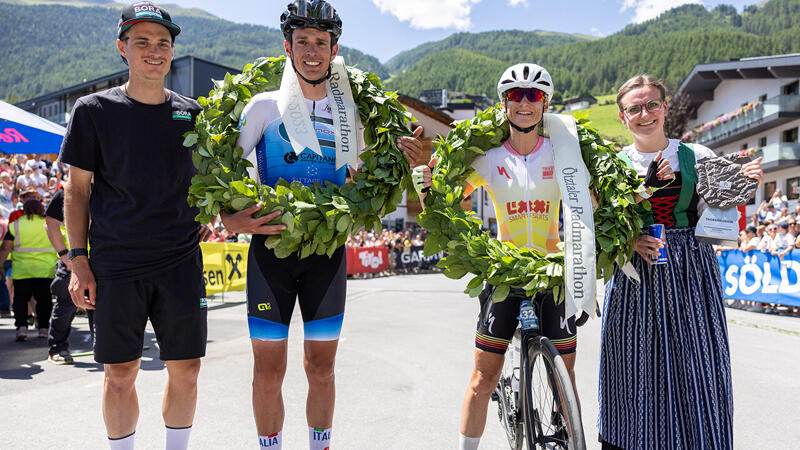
top-left (281, 0), bottom-right (342, 45)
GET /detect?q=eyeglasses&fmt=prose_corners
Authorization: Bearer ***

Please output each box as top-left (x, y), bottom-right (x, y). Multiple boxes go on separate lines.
top-left (622, 99), bottom-right (663, 117)
top-left (504, 88), bottom-right (545, 103)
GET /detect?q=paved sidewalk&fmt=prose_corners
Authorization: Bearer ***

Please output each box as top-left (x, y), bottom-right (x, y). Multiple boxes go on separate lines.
top-left (1, 274), bottom-right (799, 448)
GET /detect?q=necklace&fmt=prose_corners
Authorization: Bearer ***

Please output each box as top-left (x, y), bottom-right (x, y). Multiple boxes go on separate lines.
top-left (122, 83), bottom-right (168, 103)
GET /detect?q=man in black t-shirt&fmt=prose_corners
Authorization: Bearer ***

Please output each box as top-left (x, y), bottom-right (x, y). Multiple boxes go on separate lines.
top-left (59, 3), bottom-right (209, 449)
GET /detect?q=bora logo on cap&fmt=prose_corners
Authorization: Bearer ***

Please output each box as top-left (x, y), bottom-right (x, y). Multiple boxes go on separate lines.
top-left (134, 3), bottom-right (163, 20)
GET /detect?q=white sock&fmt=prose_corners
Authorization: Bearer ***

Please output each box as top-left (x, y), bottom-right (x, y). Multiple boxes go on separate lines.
top-left (459, 433), bottom-right (480, 450)
top-left (309, 426), bottom-right (331, 450)
top-left (259, 431), bottom-right (281, 449)
top-left (165, 426), bottom-right (191, 450)
top-left (108, 432), bottom-right (134, 450)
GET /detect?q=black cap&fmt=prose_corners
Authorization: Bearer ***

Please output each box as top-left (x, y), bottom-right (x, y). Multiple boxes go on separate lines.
top-left (117, 2), bottom-right (181, 40)
top-left (745, 225), bottom-right (757, 233)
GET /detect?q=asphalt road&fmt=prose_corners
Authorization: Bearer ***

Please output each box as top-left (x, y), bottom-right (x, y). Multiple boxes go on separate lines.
top-left (1, 274), bottom-right (799, 449)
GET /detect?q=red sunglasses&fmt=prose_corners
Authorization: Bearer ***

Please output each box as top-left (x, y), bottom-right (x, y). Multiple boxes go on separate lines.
top-left (504, 88), bottom-right (545, 103)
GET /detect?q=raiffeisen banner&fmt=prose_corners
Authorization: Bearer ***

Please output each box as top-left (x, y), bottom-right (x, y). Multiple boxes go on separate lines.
top-left (717, 249), bottom-right (800, 307)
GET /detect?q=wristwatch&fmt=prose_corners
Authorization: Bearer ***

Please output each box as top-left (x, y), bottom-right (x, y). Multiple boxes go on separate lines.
top-left (67, 248), bottom-right (89, 260)
top-left (57, 249), bottom-right (68, 257)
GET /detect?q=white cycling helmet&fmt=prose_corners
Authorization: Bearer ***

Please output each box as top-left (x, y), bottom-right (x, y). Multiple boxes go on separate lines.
top-left (497, 63), bottom-right (554, 100)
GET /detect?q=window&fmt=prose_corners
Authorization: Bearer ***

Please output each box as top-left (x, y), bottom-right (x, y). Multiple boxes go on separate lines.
top-left (759, 136), bottom-right (767, 147)
top-left (787, 177), bottom-right (800, 201)
top-left (741, 143), bottom-right (749, 150)
top-left (759, 94), bottom-right (768, 102)
top-left (782, 81), bottom-right (799, 95)
top-left (764, 181), bottom-right (777, 202)
top-left (783, 127), bottom-right (799, 143)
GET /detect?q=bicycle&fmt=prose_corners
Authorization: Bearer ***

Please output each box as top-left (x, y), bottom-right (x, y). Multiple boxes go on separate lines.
top-left (491, 297), bottom-right (586, 449)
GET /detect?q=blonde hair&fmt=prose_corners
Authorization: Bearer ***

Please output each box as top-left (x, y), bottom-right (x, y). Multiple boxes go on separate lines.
top-left (616, 74), bottom-right (667, 111)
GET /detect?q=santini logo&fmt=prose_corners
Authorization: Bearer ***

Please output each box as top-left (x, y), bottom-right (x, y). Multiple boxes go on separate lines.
top-left (172, 110), bottom-right (192, 121)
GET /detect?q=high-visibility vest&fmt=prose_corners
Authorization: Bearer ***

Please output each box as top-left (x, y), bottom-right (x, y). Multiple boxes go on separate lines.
top-left (11, 215), bottom-right (57, 279)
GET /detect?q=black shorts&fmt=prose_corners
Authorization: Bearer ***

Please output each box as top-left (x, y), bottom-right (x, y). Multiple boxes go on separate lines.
top-left (476, 285), bottom-right (576, 355)
top-left (246, 235), bottom-right (346, 341)
top-left (93, 251), bottom-right (207, 364)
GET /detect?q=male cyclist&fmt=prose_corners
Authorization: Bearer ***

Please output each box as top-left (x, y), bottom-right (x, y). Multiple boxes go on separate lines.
top-left (221, 1), bottom-right (422, 448)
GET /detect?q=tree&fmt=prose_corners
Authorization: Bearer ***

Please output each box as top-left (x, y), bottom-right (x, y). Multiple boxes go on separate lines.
top-left (664, 91), bottom-right (695, 139)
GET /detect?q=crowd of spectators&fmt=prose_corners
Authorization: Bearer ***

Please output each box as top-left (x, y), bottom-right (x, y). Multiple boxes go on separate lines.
top-left (0, 154), bottom-right (68, 319)
top-left (0, 154), bottom-right (67, 218)
top-left (345, 227), bottom-right (436, 277)
top-left (715, 189), bottom-right (800, 316)
top-left (345, 228), bottom-right (425, 250)
top-left (740, 189), bottom-right (800, 256)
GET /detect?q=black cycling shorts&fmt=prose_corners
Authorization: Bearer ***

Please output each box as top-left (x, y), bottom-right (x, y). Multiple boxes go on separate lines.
top-left (246, 235), bottom-right (346, 341)
top-left (476, 285), bottom-right (576, 355)
top-left (93, 251), bottom-right (207, 364)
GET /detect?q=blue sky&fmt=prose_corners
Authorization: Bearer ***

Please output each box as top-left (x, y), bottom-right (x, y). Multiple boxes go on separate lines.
top-left (170, 0), bottom-right (755, 62)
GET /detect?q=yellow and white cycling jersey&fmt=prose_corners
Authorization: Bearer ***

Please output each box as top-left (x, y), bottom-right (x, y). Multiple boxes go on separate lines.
top-left (465, 136), bottom-right (561, 254)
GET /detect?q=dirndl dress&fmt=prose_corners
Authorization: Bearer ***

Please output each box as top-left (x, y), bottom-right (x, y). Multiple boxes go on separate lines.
top-left (598, 227), bottom-right (733, 449)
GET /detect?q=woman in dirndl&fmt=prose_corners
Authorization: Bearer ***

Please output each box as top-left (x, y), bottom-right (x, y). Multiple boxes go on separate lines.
top-left (598, 74), bottom-right (764, 450)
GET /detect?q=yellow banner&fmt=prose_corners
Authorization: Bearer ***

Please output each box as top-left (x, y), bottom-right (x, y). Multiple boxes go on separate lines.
top-left (200, 242), bottom-right (249, 295)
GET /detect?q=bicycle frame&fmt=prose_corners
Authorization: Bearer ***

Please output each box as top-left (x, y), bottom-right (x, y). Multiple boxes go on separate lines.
top-left (493, 298), bottom-right (585, 450)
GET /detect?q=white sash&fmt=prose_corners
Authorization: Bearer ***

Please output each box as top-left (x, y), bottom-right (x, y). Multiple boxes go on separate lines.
top-left (277, 56), bottom-right (361, 171)
top-left (277, 58), bottom-right (320, 157)
top-left (544, 113), bottom-right (597, 319)
top-left (326, 56), bottom-right (360, 171)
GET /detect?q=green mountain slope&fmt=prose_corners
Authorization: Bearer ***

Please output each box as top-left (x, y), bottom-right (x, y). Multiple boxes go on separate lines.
top-left (387, 49), bottom-right (507, 99)
top-left (0, 2), bottom-right (388, 101)
top-left (384, 30), bottom-right (595, 74)
top-left (386, 0), bottom-right (800, 99)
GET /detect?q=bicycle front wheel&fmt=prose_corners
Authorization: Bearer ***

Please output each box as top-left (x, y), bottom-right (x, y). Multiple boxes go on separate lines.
top-left (520, 335), bottom-right (585, 449)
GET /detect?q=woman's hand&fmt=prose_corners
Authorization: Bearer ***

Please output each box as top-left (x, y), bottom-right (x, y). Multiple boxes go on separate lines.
top-left (742, 157), bottom-right (764, 183)
top-left (634, 235), bottom-right (665, 265)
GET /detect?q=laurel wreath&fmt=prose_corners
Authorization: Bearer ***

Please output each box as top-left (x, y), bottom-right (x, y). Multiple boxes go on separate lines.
top-left (184, 56), bottom-right (413, 259)
top-left (417, 106), bottom-right (646, 302)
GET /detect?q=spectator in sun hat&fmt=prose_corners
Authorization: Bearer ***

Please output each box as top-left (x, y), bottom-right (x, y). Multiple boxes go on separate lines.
top-left (0, 197), bottom-right (57, 343)
top-left (9, 188), bottom-right (42, 224)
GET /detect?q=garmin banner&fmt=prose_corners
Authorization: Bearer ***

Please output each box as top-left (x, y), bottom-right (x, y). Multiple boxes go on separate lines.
top-left (394, 246), bottom-right (444, 271)
top-left (718, 249), bottom-right (800, 307)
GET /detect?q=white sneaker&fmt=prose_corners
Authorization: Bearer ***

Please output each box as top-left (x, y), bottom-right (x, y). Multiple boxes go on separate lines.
top-left (15, 327), bottom-right (27, 342)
